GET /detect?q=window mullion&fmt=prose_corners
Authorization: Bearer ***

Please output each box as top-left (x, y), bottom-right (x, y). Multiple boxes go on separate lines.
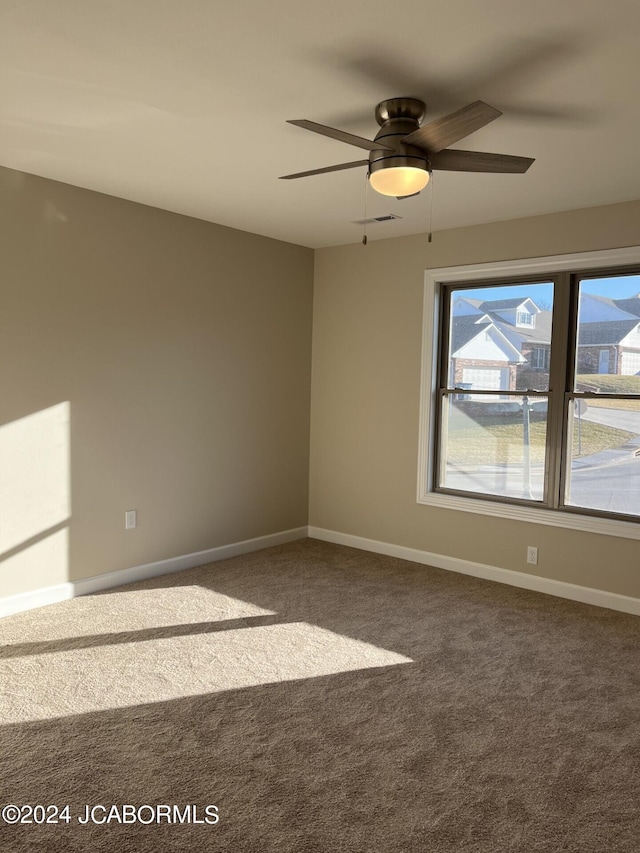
top-left (432, 283), bottom-right (452, 492)
top-left (544, 272), bottom-right (572, 510)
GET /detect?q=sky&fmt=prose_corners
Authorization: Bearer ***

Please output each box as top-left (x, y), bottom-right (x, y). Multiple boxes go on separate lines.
top-left (453, 275), bottom-right (640, 307)
top-left (582, 275), bottom-right (640, 298)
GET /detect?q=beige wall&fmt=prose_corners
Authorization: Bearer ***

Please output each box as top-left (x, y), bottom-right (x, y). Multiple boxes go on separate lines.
top-left (1, 167), bottom-right (313, 598)
top-left (3, 165), bottom-right (639, 605)
top-left (310, 200), bottom-right (640, 599)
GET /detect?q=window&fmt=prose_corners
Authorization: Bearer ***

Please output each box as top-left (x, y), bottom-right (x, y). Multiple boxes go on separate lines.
top-left (418, 248), bottom-right (640, 540)
top-left (516, 309), bottom-right (534, 327)
top-left (532, 347), bottom-right (550, 370)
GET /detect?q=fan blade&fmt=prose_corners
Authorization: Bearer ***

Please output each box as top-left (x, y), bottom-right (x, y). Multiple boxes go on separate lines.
top-left (429, 149), bottom-right (534, 173)
top-left (279, 160), bottom-right (369, 180)
top-left (403, 101), bottom-right (502, 153)
top-left (287, 120), bottom-right (393, 152)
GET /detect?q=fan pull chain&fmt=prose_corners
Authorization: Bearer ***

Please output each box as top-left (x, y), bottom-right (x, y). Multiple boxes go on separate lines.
top-left (362, 171), bottom-right (369, 245)
top-left (427, 169), bottom-right (434, 243)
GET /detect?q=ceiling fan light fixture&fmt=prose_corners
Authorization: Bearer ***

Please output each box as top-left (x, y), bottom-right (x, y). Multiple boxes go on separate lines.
top-left (369, 164), bottom-right (430, 197)
top-left (281, 97), bottom-right (534, 198)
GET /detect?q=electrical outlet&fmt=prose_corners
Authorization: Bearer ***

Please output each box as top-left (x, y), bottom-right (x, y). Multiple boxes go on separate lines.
top-left (125, 509), bottom-right (137, 530)
top-left (526, 546), bottom-right (538, 565)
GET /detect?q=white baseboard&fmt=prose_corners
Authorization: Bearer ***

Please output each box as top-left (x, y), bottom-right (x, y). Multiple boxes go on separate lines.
top-left (1, 526), bottom-right (308, 618)
top-left (308, 526), bottom-right (640, 617)
top-left (6, 524), bottom-right (639, 619)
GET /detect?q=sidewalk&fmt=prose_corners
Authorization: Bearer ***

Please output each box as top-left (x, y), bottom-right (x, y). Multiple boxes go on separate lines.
top-left (571, 435), bottom-right (640, 470)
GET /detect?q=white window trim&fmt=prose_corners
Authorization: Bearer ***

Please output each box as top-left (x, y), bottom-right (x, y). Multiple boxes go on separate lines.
top-left (417, 245), bottom-right (640, 542)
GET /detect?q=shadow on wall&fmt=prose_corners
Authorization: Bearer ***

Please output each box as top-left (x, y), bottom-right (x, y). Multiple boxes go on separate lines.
top-left (0, 402), bottom-right (71, 601)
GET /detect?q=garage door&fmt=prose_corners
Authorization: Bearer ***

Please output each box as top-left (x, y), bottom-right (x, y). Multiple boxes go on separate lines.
top-left (620, 351), bottom-right (640, 376)
top-left (462, 367), bottom-right (510, 393)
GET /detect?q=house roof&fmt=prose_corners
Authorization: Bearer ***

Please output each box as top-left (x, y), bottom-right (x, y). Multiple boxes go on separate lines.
top-left (613, 296), bottom-right (640, 318)
top-left (578, 292), bottom-right (640, 323)
top-left (483, 310), bottom-right (553, 345)
top-left (451, 293), bottom-right (640, 353)
top-left (478, 297), bottom-right (537, 311)
top-left (450, 315), bottom-right (492, 352)
top-left (450, 315), bottom-right (524, 361)
top-left (577, 319), bottom-right (640, 345)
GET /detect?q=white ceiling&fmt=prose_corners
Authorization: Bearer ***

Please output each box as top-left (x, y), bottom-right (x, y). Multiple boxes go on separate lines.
top-left (2, 1), bottom-right (640, 248)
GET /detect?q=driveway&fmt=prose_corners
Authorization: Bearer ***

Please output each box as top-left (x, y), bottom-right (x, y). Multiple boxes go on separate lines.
top-left (581, 405), bottom-right (640, 434)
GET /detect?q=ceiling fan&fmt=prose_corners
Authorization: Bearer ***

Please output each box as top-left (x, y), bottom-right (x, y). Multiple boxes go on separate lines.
top-left (280, 98), bottom-right (534, 199)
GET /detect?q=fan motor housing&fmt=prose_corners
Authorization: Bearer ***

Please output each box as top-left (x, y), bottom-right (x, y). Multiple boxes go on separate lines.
top-left (369, 98), bottom-right (430, 177)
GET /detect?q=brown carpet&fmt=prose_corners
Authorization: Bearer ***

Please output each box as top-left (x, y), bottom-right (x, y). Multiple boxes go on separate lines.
top-left (1, 537), bottom-right (639, 851)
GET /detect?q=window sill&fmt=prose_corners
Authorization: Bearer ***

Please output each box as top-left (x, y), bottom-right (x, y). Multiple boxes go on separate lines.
top-left (417, 490), bottom-right (640, 541)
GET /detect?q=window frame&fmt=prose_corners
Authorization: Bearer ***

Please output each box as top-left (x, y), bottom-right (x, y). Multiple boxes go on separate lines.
top-left (417, 246), bottom-right (640, 542)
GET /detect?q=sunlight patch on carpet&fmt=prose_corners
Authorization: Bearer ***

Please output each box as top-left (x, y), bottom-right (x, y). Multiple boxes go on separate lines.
top-left (0, 622), bottom-right (412, 724)
top-left (0, 586), bottom-right (275, 643)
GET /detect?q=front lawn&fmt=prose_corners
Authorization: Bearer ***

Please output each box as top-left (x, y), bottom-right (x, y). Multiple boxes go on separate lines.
top-left (575, 374), bottom-right (640, 410)
top-left (445, 415), bottom-right (633, 465)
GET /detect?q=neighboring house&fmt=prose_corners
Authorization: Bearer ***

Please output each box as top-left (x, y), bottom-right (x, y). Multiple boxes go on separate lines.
top-left (448, 312), bottom-right (525, 392)
top-left (450, 292), bottom-right (640, 393)
top-left (577, 293), bottom-right (640, 377)
top-left (450, 296), bottom-right (551, 394)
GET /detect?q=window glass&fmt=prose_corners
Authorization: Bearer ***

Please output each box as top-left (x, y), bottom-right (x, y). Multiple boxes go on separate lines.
top-left (439, 394), bottom-right (548, 501)
top-left (564, 399), bottom-right (640, 515)
top-left (574, 276), bottom-right (640, 395)
top-left (440, 281), bottom-right (553, 501)
top-left (447, 282), bottom-right (554, 393)
top-left (566, 275), bottom-right (640, 516)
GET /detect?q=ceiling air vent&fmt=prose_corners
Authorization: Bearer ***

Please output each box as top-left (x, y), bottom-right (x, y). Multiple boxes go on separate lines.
top-left (352, 214), bottom-right (402, 225)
